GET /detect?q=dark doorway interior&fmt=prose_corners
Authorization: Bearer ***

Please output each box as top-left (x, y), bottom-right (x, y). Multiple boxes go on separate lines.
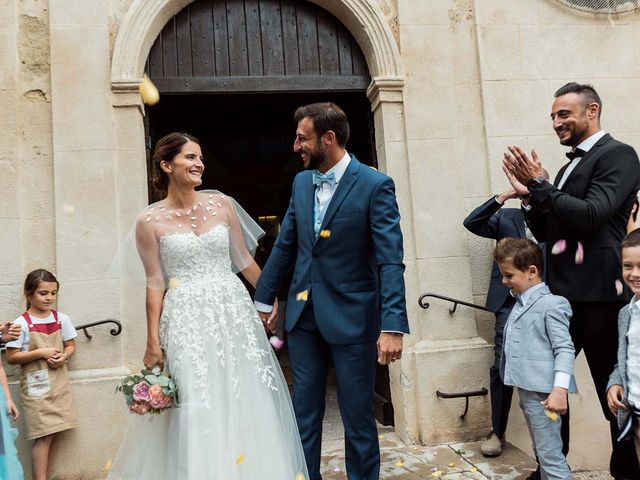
top-left (146, 91), bottom-right (375, 211)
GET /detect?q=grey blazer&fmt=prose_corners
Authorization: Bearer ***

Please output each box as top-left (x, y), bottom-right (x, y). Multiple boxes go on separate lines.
top-left (500, 284), bottom-right (577, 394)
top-left (608, 304), bottom-right (634, 435)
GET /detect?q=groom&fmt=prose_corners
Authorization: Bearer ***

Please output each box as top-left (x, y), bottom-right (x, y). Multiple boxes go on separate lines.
top-left (255, 102), bottom-right (409, 480)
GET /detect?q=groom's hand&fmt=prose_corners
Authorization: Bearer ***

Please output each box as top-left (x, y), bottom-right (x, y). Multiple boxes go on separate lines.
top-left (377, 333), bottom-right (403, 365)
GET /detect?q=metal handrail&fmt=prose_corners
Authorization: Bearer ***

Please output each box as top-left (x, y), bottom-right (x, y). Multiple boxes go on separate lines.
top-left (418, 293), bottom-right (489, 315)
top-left (436, 388), bottom-right (488, 419)
top-left (75, 319), bottom-right (122, 340)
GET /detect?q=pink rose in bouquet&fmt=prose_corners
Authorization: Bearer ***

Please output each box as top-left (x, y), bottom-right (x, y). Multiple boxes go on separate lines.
top-left (149, 384), bottom-right (174, 409)
top-left (129, 401), bottom-right (149, 415)
top-left (132, 382), bottom-right (151, 402)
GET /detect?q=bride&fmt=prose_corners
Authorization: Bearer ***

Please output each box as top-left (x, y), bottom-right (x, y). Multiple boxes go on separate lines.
top-left (108, 132), bottom-right (308, 479)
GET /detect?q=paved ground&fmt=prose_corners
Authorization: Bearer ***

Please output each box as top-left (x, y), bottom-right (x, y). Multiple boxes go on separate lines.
top-left (316, 369), bottom-right (613, 479)
top-left (321, 430), bottom-right (612, 479)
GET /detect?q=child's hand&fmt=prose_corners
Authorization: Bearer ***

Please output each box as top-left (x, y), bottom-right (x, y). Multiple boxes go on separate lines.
top-left (47, 352), bottom-right (66, 369)
top-left (607, 385), bottom-right (626, 416)
top-left (40, 347), bottom-right (60, 360)
top-left (0, 321), bottom-right (20, 343)
top-left (6, 398), bottom-right (19, 421)
top-left (543, 387), bottom-right (568, 415)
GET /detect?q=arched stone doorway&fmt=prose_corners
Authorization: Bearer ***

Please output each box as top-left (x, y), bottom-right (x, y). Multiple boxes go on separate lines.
top-left (110, 0), bottom-right (416, 439)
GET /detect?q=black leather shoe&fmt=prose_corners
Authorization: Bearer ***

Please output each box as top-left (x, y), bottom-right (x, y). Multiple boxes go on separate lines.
top-left (526, 467), bottom-right (540, 480)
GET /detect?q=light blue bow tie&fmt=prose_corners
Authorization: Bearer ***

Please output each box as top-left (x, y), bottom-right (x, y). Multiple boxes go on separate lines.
top-left (312, 171), bottom-right (337, 186)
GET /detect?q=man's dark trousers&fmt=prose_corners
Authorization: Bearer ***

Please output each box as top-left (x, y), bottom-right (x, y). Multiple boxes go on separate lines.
top-left (288, 303), bottom-right (379, 480)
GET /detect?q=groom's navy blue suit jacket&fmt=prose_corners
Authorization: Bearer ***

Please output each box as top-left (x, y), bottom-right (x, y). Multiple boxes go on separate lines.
top-left (255, 155), bottom-right (409, 343)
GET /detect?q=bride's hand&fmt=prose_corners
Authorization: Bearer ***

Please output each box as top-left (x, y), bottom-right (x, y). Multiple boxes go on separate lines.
top-left (143, 342), bottom-right (164, 370)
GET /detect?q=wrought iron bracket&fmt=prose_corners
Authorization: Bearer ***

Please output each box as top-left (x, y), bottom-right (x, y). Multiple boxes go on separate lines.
top-left (436, 388), bottom-right (488, 419)
top-left (418, 293), bottom-right (489, 315)
top-left (75, 319), bottom-right (122, 340)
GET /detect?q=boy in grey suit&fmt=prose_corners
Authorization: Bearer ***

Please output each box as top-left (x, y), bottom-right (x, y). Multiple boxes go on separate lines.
top-left (496, 238), bottom-right (576, 480)
top-left (608, 228), bottom-right (640, 461)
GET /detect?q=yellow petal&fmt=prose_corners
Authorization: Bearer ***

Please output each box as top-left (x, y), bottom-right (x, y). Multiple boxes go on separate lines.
top-left (544, 409), bottom-right (558, 422)
top-left (378, 435), bottom-right (385, 440)
top-left (139, 74), bottom-right (160, 106)
top-left (103, 459), bottom-right (112, 471)
top-left (235, 454), bottom-right (245, 465)
top-left (448, 462), bottom-right (456, 468)
top-left (395, 461), bottom-right (404, 467)
top-left (295, 474), bottom-right (305, 480)
top-left (168, 278), bottom-right (180, 289)
top-left (319, 229), bottom-right (331, 238)
top-left (431, 471), bottom-right (443, 477)
top-left (470, 466), bottom-right (478, 473)
top-left (296, 290), bottom-right (309, 301)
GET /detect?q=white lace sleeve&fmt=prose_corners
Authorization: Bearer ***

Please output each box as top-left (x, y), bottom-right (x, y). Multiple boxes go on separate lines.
top-left (135, 213), bottom-right (165, 290)
top-left (225, 196), bottom-right (265, 273)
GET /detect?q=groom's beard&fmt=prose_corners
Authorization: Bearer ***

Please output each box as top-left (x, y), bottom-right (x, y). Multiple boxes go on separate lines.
top-left (304, 142), bottom-right (327, 170)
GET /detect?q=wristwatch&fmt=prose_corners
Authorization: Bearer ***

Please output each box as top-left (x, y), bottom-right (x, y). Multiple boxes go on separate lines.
top-left (527, 176), bottom-right (546, 190)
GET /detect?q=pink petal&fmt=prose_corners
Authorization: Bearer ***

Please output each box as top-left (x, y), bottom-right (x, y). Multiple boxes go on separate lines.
top-left (269, 336), bottom-right (284, 350)
top-left (616, 279), bottom-right (624, 296)
top-left (574, 241), bottom-right (584, 264)
top-left (551, 240), bottom-right (567, 255)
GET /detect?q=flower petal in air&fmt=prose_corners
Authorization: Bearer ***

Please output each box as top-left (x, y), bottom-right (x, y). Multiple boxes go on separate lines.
top-left (574, 241), bottom-right (584, 264)
top-left (235, 454), bottom-right (245, 465)
top-left (395, 461), bottom-right (405, 468)
top-left (139, 74), bottom-right (160, 106)
top-left (61, 203), bottom-right (75, 216)
top-left (551, 239), bottom-right (567, 255)
top-left (104, 460), bottom-right (112, 471)
top-left (269, 336), bottom-right (284, 350)
top-left (296, 290), bottom-right (309, 302)
top-left (167, 278), bottom-right (180, 289)
top-left (470, 466), bottom-right (478, 473)
top-left (295, 474), bottom-right (306, 480)
top-left (544, 409), bottom-right (558, 422)
top-left (616, 279), bottom-right (624, 296)
top-left (319, 229), bottom-right (331, 238)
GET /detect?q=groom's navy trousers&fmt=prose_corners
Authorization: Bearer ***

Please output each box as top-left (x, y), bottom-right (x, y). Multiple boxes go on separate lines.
top-left (256, 155), bottom-right (409, 480)
top-left (289, 302), bottom-right (379, 480)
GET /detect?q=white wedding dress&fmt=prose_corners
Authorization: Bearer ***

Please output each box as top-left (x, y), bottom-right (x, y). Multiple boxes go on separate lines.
top-left (108, 192), bottom-right (308, 480)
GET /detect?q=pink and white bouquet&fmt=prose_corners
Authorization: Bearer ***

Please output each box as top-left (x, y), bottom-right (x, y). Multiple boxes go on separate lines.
top-left (116, 365), bottom-right (178, 415)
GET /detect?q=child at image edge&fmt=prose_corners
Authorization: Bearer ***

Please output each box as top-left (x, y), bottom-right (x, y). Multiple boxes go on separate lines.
top-left (607, 228), bottom-right (640, 460)
top-left (5, 269), bottom-right (78, 480)
top-left (496, 238), bottom-right (576, 480)
top-left (0, 320), bottom-right (23, 479)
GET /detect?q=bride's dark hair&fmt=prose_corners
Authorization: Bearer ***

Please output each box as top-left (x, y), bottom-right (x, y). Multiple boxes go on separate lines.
top-left (151, 132), bottom-right (200, 193)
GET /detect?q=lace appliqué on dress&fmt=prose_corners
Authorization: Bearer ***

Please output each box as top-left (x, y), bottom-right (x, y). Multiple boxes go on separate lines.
top-left (159, 225), bottom-right (276, 407)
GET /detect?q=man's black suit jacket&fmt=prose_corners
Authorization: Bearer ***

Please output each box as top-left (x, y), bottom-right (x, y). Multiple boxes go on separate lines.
top-left (526, 133), bottom-right (640, 302)
top-left (464, 197), bottom-right (545, 312)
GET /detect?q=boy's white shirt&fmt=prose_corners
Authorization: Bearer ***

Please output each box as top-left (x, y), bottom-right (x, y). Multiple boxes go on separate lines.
top-left (509, 282), bottom-right (571, 390)
top-left (626, 296), bottom-right (640, 407)
top-left (5, 311), bottom-right (78, 352)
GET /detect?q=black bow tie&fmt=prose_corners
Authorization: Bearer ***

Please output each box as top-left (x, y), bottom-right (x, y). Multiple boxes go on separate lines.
top-left (566, 148), bottom-right (586, 161)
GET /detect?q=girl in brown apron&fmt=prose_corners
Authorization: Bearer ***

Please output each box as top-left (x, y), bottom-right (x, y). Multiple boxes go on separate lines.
top-left (5, 269), bottom-right (78, 480)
